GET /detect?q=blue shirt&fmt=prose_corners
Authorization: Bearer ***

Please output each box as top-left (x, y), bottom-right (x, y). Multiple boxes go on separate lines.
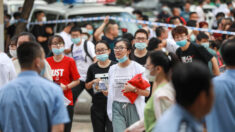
top-left (0, 71), bottom-right (69, 132)
top-left (154, 104), bottom-right (203, 132)
top-left (206, 69), bottom-right (235, 132)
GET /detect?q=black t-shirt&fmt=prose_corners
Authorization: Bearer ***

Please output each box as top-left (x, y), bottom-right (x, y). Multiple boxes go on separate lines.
top-left (31, 25), bottom-right (53, 55)
top-left (176, 43), bottom-right (213, 66)
top-left (130, 51), bottom-right (148, 66)
top-left (102, 36), bottom-right (118, 62)
top-left (7, 24), bottom-right (16, 38)
top-left (86, 61), bottom-right (116, 105)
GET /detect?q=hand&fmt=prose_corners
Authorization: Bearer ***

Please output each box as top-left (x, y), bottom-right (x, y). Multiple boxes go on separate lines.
top-left (60, 83), bottom-right (66, 91)
top-left (45, 27), bottom-right (53, 34)
top-left (104, 16), bottom-right (109, 25)
top-left (124, 129), bottom-right (130, 132)
top-left (123, 83), bottom-right (136, 93)
top-left (102, 90), bottom-right (108, 96)
top-left (92, 78), bottom-right (101, 90)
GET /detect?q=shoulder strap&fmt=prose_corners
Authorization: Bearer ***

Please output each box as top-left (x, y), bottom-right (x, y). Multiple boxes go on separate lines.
top-left (71, 44), bottom-right (74, 57)
top-left (83, 40), bottom-right (94, 62)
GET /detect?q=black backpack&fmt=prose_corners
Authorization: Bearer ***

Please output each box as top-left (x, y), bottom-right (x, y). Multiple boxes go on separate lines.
top-left (71, 40), bottom-right (94, 62)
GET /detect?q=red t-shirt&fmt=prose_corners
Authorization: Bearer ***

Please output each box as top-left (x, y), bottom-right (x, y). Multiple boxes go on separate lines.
top-left (47, 56), bottom-right (80, 106)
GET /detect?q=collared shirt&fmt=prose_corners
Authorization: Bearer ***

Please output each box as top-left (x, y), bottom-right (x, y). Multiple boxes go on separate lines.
top-left (0, 71), bottom-right (69, 132)
top-left (206, 69), bottom-right (235, 132)
top-left (154, 104), bottom-right (203, 132)
top-left (0, 52), bottom-right (16, 87)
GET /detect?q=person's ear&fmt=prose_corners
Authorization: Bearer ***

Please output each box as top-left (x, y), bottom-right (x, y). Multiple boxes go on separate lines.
top-left (34, 57), bottom-right (41, 70)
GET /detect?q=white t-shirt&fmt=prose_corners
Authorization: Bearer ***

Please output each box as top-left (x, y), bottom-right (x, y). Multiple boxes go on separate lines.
top-left (59, 31), bottom-right (73, 49)
top-left (72, 39), bottom-right (96, 81)
top-left (196, 6), bottom-right (205, 22)
top-left (166, 38), bottom-right (179, 53)
top-left (107, 61), bottom-right (149, 121)
top-left (0, 52), bottom-right (16, 87)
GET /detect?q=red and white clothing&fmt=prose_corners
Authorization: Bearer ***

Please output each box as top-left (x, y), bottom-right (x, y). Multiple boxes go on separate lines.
top-left (47, 56), bottom-right (80, 106)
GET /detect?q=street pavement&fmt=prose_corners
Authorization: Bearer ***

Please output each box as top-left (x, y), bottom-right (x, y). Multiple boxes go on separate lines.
top-left (71, 114), bottom-right (92, 132)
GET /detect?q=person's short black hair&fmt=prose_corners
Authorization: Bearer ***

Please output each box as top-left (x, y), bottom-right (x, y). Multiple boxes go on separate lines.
top-left (36, 11), bottom-right (44, 17)
top-left (221, 38), bottom-right (235, 66)
top-left (17, 42), bottom-right (43, 68)
top-left (132, 10), bottom-right (142, 16)
top-left (5, 14), bottom-right (11, 19)
top-left (209, 40), bottom-right (220, 49)
top-left (149, 50), bottom-right (179, 74)
top-left (17, 32), bottom-right (36, 43)
top-left (196, 32), bottom-right (209, 41)
top-left (95, 40), bottom-right (110, 49)
top-left (147, 38), bottom-right (162, 51)
top-left (170, 16), bottom-right (181, 24)
top-left (198, 0), bottom-right (204, 5)
top-left (172, 26), bottom-right (188, 38)
top-left (70, 27), bottom-right (82, 34)
top-left (48, 35), bottom-right (65, 46)
top-left (172, 61), bottom-right (212, 107)
top-left (142, 15), bottom-right (149, 21)
top-left (189, 12), bottom-right (197, 17)
top-left (13, 12), bottom-right (21, 19)
top-left (186, 20), bottom-right (197, 27)
top-left (216, 12), bottom-right (225, 19)
top-left (122, 33), bottom-right (134, 44)
top-left (155, 26), bottom-right (166, 37)
top-left (134, 29), bottom-right (149, 39)
top-left (114, 38), bottom-right (132, 50)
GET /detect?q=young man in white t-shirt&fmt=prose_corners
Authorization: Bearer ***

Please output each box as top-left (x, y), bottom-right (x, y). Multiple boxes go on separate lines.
top-left (68, 27), bottom-right (97, 103)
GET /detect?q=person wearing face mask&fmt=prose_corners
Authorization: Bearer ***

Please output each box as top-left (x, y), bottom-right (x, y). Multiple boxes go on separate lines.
top-left (67, 27), bottom-right (97, 104)
top-left (172, 26), bottom-right (220, 76)
top-left (107, 39), bottom-right (150, 132)
top-left (125, 50), bottom-right (179, 132)
top-left (46, 35), bottom-right (80, 132)
top-left (85, 40), bottom-right (116, 132)
top-left (130, 29), bottom-right (149, 66)
top-left (12, 32), bottom-right (53, 81)
top-left (31, 11), bottom-right (53, 55)
top-left (8, 36), bottom-right (18, 61)
top-left (0, 42), bottom-right (69, 132)
top-left (196, 32), bottom-right (220, 75)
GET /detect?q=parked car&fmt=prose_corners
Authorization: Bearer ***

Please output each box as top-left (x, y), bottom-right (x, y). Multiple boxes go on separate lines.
top-left (3, 0), bottom-right (47, 15)
top-left (28, 2), bottom-right (139, 35)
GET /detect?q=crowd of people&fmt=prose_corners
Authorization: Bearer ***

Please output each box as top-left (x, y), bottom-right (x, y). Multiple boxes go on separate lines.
top-left (1, 0), bottom-right (235, 132)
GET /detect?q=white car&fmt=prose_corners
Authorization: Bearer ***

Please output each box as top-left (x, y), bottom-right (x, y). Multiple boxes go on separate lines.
top-left (4, 0), bottom-right (47, 15)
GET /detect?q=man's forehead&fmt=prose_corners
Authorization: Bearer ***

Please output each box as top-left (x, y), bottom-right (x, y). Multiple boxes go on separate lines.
top-left (18, 35), bottom-right (30, 41)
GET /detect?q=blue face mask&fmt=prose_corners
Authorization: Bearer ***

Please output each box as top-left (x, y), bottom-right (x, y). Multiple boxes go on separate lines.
top-left (135, 43), bottom-right (147, 50)
top-left (176, 39), bottom-right (187, 47)
top-left (52, 48), bottom-right (64, 55)
top-left (87, 30), bottom-right (93, 35)
top-left (71, 37), bottom-right (81, 44)
top-left (201, 43), bottom-right (209, 48)
top-left (190, 34), bottom-right (196, 42)
top-left (97, 54), bottom-right (109, 62)
top-left (138, 24), bottom-right (142, 29)
top-left (117, 55), bottom-right (128, 63)
top-left (40, 60), bottom-right (45, 77)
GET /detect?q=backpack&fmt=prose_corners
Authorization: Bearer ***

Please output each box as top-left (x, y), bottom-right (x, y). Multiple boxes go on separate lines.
top-left (71, 40), bottom-right (94, 62)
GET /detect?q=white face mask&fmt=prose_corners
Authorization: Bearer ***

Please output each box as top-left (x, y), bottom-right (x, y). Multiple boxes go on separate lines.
top-left (143, 68), bottom-right (156, 82)
top-left (10, 50), bottom-right (17, 58)
top-left (42, 17), bottom-right (47, 22)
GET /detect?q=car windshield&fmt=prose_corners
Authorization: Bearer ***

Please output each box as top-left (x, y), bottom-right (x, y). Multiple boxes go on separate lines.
top-left (68, 12), bottom-right (138, 35)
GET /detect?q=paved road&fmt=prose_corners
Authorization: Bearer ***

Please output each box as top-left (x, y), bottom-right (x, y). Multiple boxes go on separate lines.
top-left (71, 114), bottom-right (92, 132)
top-left (71, 121), bottom-right (92, 132)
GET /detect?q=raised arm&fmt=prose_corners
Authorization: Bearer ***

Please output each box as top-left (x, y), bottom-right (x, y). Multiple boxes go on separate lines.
top-left (94, 16), bottom-right (109, 41)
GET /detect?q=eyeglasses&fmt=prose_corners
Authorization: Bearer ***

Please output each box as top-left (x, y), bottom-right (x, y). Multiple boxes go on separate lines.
top-left (51, 43), bottom-right (64, 46)
top-left (114, 47), bottom-right (127, 51)
top-left (95, 49), bottom-right (108, 54)
top-left (135, 37), bottom-right (147, 42)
